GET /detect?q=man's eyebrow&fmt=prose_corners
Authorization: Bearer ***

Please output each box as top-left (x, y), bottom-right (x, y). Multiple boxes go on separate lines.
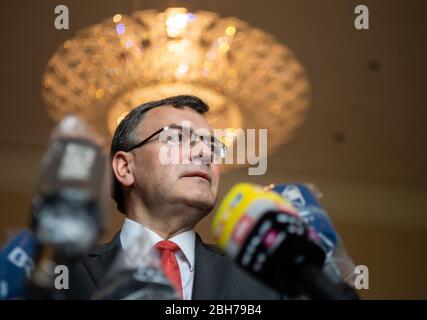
top-left (169, 122), bottom-right (215, 138)
top-left (170, 122), bottom-right (189, 129)
top-left (169, 122), bottom-right (205, 133)
top-left (169, 122), bottom-right (195, 133)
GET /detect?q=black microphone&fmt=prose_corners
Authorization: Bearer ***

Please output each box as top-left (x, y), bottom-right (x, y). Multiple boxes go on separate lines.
top-left (267, 183), bottom-right (358, 288)
top-left (31, 115), bottom-right (109, 259)
top-left (28, 115), bottom-right (110, 299)
top-left (212, 183), bottom-right (359, 300)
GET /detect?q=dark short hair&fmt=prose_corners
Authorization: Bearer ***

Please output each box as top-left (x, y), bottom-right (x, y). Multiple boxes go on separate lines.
top-left (110, 95), bottom-right (209, 214)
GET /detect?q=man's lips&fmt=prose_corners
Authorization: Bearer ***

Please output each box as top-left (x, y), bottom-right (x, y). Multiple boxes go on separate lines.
top-left (181, 171), bottom-right (212, 183)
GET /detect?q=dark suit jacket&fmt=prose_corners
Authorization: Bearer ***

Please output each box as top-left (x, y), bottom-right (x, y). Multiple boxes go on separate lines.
top-left (69, 232), bottom-right (281, 300)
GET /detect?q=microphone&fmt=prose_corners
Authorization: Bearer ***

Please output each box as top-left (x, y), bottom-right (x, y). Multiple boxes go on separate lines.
top-left (28, 115), bottom-right (110, 299)
top-left (0, 230), bottom-right (37, 299)
top-left (212, 183), bottom-right (359, 299)
top-left (92, 230), bottom-right (179, 300)
top-left (267, 184), bottom-right (337, 255)
top-left (267, 183), bottom-right (357, 285)
top-left (31, 115), bottom-right (109, 261)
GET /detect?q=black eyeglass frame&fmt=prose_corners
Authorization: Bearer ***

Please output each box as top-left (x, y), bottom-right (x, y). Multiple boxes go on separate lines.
top-left (124, 124), bottom-right (227, 159)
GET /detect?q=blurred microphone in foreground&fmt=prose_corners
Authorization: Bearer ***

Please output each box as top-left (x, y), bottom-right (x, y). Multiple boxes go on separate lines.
top-left (28, 115), bottom-right (110, 299)
top-left (212, 183), bottom-right (359, 300)
top-left (266, 183), bottom-right (357, 286)
top-left (0, 230), bottom-right (37, 299)
top-left (92, 229), bottom-right (179, 300)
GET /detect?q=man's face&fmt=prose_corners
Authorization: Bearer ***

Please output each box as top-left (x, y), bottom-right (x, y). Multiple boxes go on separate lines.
top-left (129, 106), bottom-right (221, 219)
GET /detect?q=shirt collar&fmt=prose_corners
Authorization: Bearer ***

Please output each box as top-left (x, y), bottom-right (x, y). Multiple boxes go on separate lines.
top-left (120, 218), bottom-right (196, 271)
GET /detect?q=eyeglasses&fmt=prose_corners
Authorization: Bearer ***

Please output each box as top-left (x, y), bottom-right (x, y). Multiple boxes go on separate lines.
top-left (125, 124), bottom-right (227, 160)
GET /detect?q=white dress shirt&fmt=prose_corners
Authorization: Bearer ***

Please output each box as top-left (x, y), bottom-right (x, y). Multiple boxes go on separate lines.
top-left (120, 218), bottom-right (195, 300)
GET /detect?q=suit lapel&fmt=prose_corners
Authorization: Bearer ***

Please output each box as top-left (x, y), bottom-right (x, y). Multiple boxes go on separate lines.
top-left (81, 232), bottom-right (122, 287)
top-left (192, 234), bottom-right (229, 300)
top-left (82, 231), bottom-right (231, 299)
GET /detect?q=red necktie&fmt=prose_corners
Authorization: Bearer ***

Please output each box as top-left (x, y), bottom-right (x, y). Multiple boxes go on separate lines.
top-left (155, 240), bottom-right (183, 299)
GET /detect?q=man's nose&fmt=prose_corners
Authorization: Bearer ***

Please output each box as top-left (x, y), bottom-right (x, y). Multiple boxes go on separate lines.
top-left (190, 138), bottom-right (213, 165)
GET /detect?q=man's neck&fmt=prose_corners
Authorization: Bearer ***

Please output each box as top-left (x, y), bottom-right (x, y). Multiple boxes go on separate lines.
top-left (126, 212), bottom-right (194, 239)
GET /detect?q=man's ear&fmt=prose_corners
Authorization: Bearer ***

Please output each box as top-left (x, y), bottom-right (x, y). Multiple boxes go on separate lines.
top-left (112, 151), bottom-right (135, 188)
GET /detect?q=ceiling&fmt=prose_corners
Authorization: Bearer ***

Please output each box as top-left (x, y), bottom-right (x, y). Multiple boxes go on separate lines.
top-left (0, 0), bottom-right (426, 226)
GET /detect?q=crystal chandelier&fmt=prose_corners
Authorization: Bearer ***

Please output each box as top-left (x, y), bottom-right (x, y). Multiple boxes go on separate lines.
top-left (42, 8), bottom-right (310, 153)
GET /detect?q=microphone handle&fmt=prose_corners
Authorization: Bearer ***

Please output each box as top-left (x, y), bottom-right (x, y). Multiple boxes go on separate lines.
top-left (294, 263), bottom-right (360, 300)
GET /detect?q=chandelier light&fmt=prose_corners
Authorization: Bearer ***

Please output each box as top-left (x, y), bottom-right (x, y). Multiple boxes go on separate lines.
top-left (42, 8), bottom-right (311, 153)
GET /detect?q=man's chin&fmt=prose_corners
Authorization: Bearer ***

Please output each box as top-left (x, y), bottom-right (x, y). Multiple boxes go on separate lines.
top-left (177, 192), bottom-right (215, 212)
top-left (175, 179), bottom-right (217, 209)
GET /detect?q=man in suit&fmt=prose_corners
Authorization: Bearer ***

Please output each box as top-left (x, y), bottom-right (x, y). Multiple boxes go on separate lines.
top-left (70, 95), bottom-right (280, 300)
